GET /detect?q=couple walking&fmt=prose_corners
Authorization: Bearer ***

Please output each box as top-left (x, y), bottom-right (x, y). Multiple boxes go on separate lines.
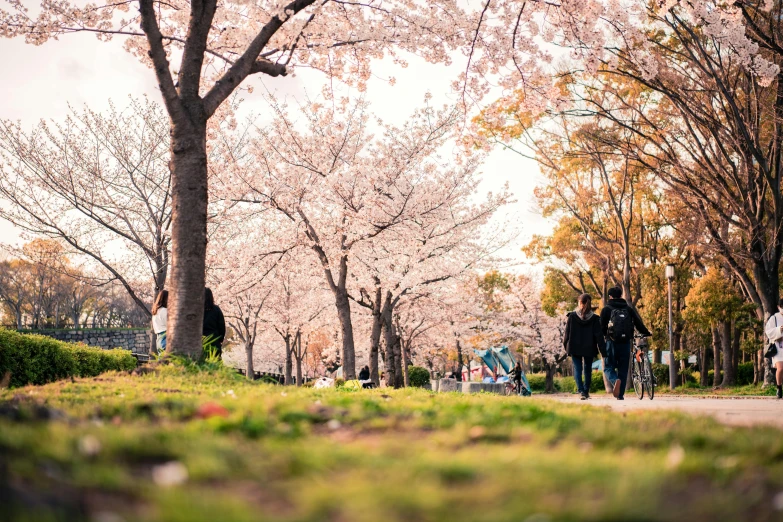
top-left (563, 287), bottom-right (651, 400)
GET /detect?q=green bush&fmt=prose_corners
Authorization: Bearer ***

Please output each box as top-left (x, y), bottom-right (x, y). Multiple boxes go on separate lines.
top-left (0, 329), bottom-right (136, 388)
top-left (555, 371), bottom-right (605, 393)
top-left (652, 363), bottom-right (669, 388)
top-left (407, 365), bottom-right (431, 388)
top-left (738, 362), bottom-right (754, 386)
top-left (527, 374), bottom-right (546, 392)
top-left (335, 378), bottom-right (346, 388)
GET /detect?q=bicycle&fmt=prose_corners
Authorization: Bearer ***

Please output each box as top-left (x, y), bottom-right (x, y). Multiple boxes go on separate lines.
top-left (631, 334), bottom-right (655, 400)
top-left (504, 368), bottom-right (532, 397)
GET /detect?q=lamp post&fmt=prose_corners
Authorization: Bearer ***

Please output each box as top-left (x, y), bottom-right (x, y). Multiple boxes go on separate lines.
top-left (665, 263), bottom-right (676, 390)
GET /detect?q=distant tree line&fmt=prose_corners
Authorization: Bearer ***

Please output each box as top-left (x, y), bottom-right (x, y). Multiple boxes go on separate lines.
top-left (0, 239), bottom-right (147, 330)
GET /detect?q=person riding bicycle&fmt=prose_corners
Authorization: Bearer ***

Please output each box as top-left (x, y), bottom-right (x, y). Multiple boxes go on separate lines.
top-left (511, 361), bottom-right (523, 387)
top-left (600, 287), bottom-right (651, 400)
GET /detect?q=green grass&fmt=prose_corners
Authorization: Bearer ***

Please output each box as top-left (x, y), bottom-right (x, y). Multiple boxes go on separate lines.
top-left (3, 362), bottom-right (783, 522)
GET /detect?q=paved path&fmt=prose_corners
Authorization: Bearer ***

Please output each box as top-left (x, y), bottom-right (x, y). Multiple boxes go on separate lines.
top-left (545, 394), bottom-right (783, 429)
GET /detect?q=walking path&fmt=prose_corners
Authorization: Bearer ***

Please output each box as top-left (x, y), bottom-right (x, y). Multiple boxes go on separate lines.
top-left (546, 394), bottom-right (783, 429)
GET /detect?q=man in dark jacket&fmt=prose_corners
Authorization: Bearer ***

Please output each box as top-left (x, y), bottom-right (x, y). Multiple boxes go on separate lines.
top-left (600, 287), bottom-right (651, 400)
top-left (203, 288), bottom-right (226, 358)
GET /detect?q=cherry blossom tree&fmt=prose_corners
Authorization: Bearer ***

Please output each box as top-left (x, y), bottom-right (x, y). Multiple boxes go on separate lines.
top-left (0, 98), bottom-right (171, 317)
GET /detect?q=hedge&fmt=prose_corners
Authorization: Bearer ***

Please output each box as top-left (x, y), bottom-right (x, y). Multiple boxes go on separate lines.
top-left (408, 365), bottom-right (431, 388)
top-left (0, 329), bottom-right (137, 388)
top-left (527, 372), bottom-right (604, 393)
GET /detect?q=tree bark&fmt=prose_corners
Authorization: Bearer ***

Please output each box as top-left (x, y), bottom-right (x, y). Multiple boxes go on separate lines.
top-left (712, 326), bottom-right (721, 387)
top-left (402, 339), bottom-right (411, 387)
top-left (700, 344), bottom-right (709, 387)
top-left (294, 330), bottom-right (303, 387)
top-left (544, 364), bottom-right (556, 393)
top-left (456, 339), bottom-right (464, 382)
top-left (245, 340), bottom-right (255, 380)
top-left (284, 334), bottom-right (293, 385)
top-left (165, 120), bottom-right (208, 358)
top-left (720, 320), bottom-right (735, 387)
top-left (368, 286), bottom-right (382, 386)
top-left (334, 289), bottom-right (356, 380)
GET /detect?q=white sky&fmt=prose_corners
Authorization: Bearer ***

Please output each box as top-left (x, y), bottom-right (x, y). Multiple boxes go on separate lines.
top-left (0, 32), bottom-right (553, 269)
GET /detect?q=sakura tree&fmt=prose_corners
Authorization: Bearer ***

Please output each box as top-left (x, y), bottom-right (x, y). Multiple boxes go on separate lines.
top-left (0, 98), bottom-right (171, 316)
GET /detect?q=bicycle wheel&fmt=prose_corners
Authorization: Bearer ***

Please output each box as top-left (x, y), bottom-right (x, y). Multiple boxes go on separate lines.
top-left (644, 358), bottom-right (655, 400)
top-left (504, 382), bottom-right (513, 396)
top-left (632, 358), bottom-right (644, 399)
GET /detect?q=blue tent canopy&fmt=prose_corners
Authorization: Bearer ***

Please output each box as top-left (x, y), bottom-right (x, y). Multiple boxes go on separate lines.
top-left (473, 346), bottom-right (517, 375)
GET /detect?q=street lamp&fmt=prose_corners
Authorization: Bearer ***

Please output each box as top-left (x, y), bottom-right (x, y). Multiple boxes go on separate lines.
top-left (665, 264), bottom-right (676, 390)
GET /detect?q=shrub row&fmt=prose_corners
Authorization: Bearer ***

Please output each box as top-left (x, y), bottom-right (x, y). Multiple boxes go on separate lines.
top-left (0, 328), bottom-right (137, 388)
top-left (655, 361), bottom-right (755, 387)
top-left (527, 372), bottom-right (605, 393)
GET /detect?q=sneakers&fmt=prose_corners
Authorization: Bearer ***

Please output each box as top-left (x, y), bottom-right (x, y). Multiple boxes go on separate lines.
top-left (777, 386), bottom-right (782, 400)
top-left (616, 396), bottom-right (624, 401)
top-left (580, 392), bottom-right (587, 400)
top-left (612, 379), bottom-right (622, 398)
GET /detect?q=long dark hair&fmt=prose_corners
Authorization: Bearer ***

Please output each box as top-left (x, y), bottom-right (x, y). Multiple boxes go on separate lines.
top-left (205, 287), bottom-right (215, 311)
top-left (151, 290), bottom-right (168, 315)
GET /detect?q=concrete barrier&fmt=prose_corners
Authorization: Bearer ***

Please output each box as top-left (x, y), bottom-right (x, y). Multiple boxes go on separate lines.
top-left (462, 382), bottom-right (505, 395)
top-left (438, 378), bottom-right (462, 392)
top-left (431, 380), bottom-right (440, 392)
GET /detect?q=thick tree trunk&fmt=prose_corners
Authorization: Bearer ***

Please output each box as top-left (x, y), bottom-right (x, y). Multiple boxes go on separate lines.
top-left (544, 364), bottom-right (556, 393)
top-left (653, 349), bottom-right (661, 364)
top-left (732, 322), bottom-right (741, 377)
top-left (720, 320), bottom-right (735, 387)
top-left (391, 331), bottom-right (403, 388)
top-left (402, 339), bottom-right (411, 387)
top-left (700, 344), bottom-right (709, 387)
top-left (712, 327), bottom-right (721, 387)
top-left (295, 330), bottom-right (303, 387)
top-left (15, 309), bottom-right (22, 330)
top-left (369, 287), bottom-right (382, 386)
top-left (284, 335), bottom-right (293, 385)
top-left (381, 292), bottom-right (396, 387)
top-left (245, 341), bottom-right (254, 380)
top-left (334, 290), bottom-right (356, 380)
top-left (456, 339), bottom-right (463, 382)
top-left (166, 120), bottom-right (208, 358)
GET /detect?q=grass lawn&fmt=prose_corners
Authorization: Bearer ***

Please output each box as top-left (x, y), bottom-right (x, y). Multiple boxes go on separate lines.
top-left (3, 362), bottom-right (783, 522)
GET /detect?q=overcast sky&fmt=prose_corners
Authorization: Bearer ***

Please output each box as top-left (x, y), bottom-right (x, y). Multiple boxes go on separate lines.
top-left (0, 32), bottom-right (552, 270)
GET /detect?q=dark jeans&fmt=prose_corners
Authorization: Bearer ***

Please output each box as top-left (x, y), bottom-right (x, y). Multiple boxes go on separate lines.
top-left (571, 356), bottom-right (593, 394)
top-left (603, 340), bottom-right (631, 398)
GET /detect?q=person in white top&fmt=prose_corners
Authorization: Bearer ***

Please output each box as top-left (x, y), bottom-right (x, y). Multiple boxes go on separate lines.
top-left (764, 297), bottom-right (783, 399)
top-left (151, 290), bottom-right (168, 355)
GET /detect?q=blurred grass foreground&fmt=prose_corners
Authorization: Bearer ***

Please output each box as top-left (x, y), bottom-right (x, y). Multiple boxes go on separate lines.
top-left (3, 361), bottom-right (783, 522)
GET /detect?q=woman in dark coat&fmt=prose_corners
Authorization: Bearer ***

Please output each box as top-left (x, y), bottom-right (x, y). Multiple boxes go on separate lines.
top-left (563, 293), bottom-right (604, 400)
top-left (203, 288), bottom-right (226, 358)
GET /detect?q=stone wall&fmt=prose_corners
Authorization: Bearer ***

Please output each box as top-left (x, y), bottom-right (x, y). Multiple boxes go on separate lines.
top-left (20, 328), bottom-right (151, 354)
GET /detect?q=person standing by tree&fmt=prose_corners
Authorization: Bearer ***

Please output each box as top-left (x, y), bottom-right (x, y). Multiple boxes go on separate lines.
top-left (764, 299), bottom-right (783, 399)
top-left (151, 290), bottom-right (168, 355)
top-left (600, 287), bottom-right (651, 400)
top-left (203, 288), bottom-right (226, 359)
top-left (564, 294), bottom-right (603, 400)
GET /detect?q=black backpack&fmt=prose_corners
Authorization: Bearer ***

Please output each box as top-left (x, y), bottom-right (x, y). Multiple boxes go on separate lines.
top-left (608, 307), bottom-right (634, 342)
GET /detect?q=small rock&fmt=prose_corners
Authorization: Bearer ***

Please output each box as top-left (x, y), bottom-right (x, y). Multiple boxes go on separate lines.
top-left (327, 419), bottom-right (341, 431)
top-left (468, 425), bottom-right (486, 440)
top-left (78, 435), bottom-right (102, 456)
top-left (91, 511), bottom-right (125, 522)
top-left (665, 444), bottom-right (685, 470)
top-left (151, 461), bottom-right (188, 487)
top-left (578, 442), bottom-right (593, 453)
top-left (773, 491), bottom-right (783, 511)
